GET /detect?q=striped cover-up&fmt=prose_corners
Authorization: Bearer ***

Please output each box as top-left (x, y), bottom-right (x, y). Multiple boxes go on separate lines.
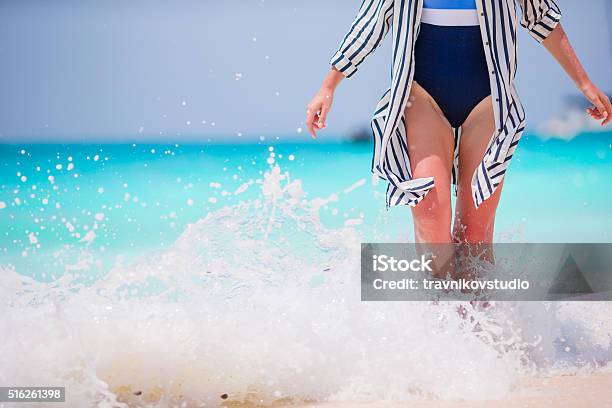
top-left (330, 0), bottom-right (561, 208)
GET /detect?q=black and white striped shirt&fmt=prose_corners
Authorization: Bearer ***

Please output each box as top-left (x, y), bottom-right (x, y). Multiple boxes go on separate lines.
top-left (330, 0), bottom-right (561, 208)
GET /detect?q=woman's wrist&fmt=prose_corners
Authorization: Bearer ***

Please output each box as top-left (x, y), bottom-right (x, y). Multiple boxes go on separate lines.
top-left (322, 68), bottom-right (344, 92)
top-left (320, 85), bottom-right (336, 97)
top-left (576, 75), bottom-right (593, 93)
top-left (321, 81), bottom-right (337, 93)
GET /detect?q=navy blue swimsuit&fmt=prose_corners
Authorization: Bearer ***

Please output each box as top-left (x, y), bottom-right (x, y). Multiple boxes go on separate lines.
top-left (414, 0), bottom-right (491, 128)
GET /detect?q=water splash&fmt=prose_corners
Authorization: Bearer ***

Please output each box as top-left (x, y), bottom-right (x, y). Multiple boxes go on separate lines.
top-left (0, 165), bottom-right (610, 407)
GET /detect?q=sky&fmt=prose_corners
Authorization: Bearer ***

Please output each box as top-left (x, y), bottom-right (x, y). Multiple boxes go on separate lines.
top-left (0, 0), bottom-right (610, 142)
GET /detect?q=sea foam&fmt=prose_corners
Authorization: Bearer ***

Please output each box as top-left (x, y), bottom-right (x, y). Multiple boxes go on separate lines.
top-left (0, 165), bottom-right (610, 407)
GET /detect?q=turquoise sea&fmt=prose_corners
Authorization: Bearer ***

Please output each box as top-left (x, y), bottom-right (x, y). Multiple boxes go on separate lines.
top-left (1, 132), bottom-right (612, 406)
top-left (1, 132), bottom-right (612, 280)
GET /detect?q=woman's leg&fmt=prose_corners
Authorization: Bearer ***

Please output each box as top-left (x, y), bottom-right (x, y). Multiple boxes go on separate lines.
top-left (405, 82), bottom-right (455, 244)
top-left (454, 97), bottom-right (499, 303)
top-left (453, 95), bottom-right (502, 245)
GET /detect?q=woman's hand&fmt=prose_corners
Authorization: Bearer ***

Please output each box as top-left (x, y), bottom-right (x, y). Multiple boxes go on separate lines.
top-left (306, 68), bottom-right (345, 139)
top-left (306, 87), bottom-right (334, 139)
top-left (581, 81), bottom-right (612, 126)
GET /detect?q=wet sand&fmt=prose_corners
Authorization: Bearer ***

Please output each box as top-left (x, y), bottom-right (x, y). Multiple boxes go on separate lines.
top-left (298, 371), bottom-right (612, 408)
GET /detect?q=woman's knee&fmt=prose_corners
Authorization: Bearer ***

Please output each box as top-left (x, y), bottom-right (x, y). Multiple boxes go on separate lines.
top-left (412, 186), bottom-right (453, 242)
top-left (454, 180), bottom-right (502, 243)
top-left (454, 217), bottom-right (495, 243)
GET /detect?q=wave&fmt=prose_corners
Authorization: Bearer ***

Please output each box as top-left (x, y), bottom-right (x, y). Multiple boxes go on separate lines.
top-left (0, 165), bottom-right (611, 407)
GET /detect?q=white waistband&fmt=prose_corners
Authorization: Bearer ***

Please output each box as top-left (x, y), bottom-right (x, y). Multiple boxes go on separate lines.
top-left (421, 8), bottom-right (479, 26)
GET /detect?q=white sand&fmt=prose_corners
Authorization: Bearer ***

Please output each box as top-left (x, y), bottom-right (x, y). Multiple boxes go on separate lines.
top-left (296, 372), bottom-right (612, 408)
top-left (114, 371), bottom-right (612, 407)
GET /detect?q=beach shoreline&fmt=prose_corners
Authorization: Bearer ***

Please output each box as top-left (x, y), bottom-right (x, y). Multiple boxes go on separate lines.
top-left (295, 371), bottom-right (612, 408)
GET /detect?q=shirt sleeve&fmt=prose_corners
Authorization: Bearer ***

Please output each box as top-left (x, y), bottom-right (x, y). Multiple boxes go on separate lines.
top-left (516, 0), bottom-right (562, 43)
top-left (330, 0), bottom-right (394, 78)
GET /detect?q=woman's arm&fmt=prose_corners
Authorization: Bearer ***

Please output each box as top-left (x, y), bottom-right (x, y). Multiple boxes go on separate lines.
top-left (306, 0), bottom-right (394, 138)
top-left (543, 24), bottom-right (612, 125)
top-left (306, 68), bottom-right (344, 139)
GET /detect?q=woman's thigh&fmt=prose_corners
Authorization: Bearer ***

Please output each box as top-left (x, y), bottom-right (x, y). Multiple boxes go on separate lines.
top-left (454, 95), bottom-right (502, 243)
top-left (405, 82), bottom-right (455, 241)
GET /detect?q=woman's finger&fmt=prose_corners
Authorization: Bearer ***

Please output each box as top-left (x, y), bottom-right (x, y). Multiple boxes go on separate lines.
top-left (592, 100), bottom-right (607, 122)
top-left (587, 106), bottom-right (603, 118)
top-left (591, 96), bottom-right (606, 118)
top-left (313, 110), bottom-right (324, 129)
top-left (318, 105), bottom-right (329, 129)
top-left (601, 94), bottom-right (612, 125)
top-left (306, 107), bottom-right (317, 138)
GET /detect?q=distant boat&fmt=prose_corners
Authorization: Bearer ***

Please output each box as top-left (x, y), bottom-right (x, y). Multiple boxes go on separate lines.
top-left (349, 126), bottom-right (373, 143)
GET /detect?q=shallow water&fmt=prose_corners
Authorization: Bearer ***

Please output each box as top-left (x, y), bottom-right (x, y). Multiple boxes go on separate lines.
top-left (1, 135), bottom-right (612, 407)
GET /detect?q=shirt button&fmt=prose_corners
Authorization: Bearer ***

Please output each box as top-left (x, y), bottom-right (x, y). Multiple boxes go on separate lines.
top-left (491, 70), bottom-right (496, 74)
